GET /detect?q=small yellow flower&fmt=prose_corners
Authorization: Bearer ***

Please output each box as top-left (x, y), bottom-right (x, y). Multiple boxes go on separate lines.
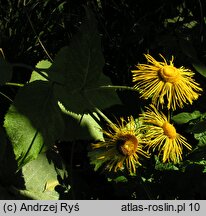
top-left (88, 116), bottom-right (149, 174)
top-left (140, 105), bottom-right (192, 164)
top-left (132, 54), bottom-right (202, 110)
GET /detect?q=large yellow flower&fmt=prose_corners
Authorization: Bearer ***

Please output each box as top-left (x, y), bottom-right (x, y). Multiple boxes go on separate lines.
top-left (132, 54), bottom-right (202, 110)
top-left (140, 105), bottom-right (192, 164)
top-left (88, 116), bottom-right (149, 174)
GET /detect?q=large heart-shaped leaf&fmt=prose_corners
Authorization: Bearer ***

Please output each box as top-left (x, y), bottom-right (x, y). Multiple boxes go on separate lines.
top-left (18, 153), bottom-right (62, 200)
top-left (4, 81), bottom-right (64, 167)
top-left (47, 8), bottom-right (121, 114)
top-left (60, 103), bottom-right (103, 141)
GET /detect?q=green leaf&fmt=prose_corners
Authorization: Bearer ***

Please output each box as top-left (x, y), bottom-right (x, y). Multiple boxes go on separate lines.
top-left (180, 160), bottom-right (206, 173)
top-left (4, 81), bottom-right (64, 167)
top-left (190, 119), bottom-right (206, 133)
top-left (88, 149), bottom-right (107, 171)
top-left (60, 103), bottom-right (103, 141)
top-left (172, 111), bottom-right (201, 124)
top-left (48, 8), bottom-right (120, 113)
top-left (19, 153), bottom-right (61, 200)
top-left (178, 38), bottom-right (206, 78)
top-left (30, 60), bottom-right (52, 82)
top-left (192, 60), bottom-right (206, 78)
top-left (187, 147), bottom-right (206, 162)
top-left (53, 84), bottom-right (93, 113)
top-left (4, 105), bottom-right (43, 167)
top-left (54, 73), bottom-right (121, 114)
top-left (195, 160), bottom-right (206, 173)
top-left (84, 74), bottom-right (121, 111)
top-left (113, 176), bottom-right (128, 183)
top-left (48, 8), bottom-right (104, 87)
top-left (194, 131), bottom-right (206, 147)
top-left (0, 57), bottom-right (12, 85)
top-left (155, 156), bottom-right (179, 171)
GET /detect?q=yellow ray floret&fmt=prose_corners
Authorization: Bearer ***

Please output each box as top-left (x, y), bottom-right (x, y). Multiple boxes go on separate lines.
top-left (88, 116), bottom-right (149, 174)
top-left (140, 105), bottom-right (192, 164)
top-left (132, 54), bottom-right (202, 110)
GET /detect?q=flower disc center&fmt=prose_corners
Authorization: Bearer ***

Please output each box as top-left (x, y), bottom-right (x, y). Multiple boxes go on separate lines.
top-left (117, 134), bottom-right (138, 156)
top-left (159, 66), bottom-right (180, 83)
top-left (162, 122), bottom-right (177, 139)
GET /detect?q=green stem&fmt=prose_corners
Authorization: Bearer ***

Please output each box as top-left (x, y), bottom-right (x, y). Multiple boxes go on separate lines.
top-left (69, 113), bottom-right (85, 199)
top-left (5, 82), bottom-right (24, 87)
top-left (93, 107), bottom-right (114, 125)
top-left (100, 85), bottom-right (136, 90)
top-left (86, 85), bottom-right (138, 91)
top-left (88, 110), bottom-right (102, 126)
top-left (0, 91), bottom-right (13, 102)
top-left (83, 91), bottom-right (114, 126)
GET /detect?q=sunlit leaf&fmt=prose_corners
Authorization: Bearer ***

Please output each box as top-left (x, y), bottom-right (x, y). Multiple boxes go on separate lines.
top-left (113, 176), bottom-right (128, 183)
top-left (19, 153), bottom-right (61, 200)
top-left (30, 60), bottom-right (52, 82)
top-left (4, 81), bottom-right (64, 167)
top-left (155, 156), bottom-right (179, 171)
top-left (4, 105), bottom-right (43, 167)
top-left (183, 20), bottom-right (198, 29)
top-left (172, 111), bottom-right (201, 124)
top-left (194, 131), bottom-right (206, 147)
top-left (60, 103), bottom-right (103, 141)
top-left (44, 180), bottom-right (59, 191)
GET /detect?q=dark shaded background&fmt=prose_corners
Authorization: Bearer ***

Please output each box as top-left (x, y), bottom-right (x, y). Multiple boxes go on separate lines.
top-left (1, 0), bottom-right (206, 199)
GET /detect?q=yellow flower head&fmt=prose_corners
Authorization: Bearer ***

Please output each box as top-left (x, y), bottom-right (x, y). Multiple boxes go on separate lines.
top-left (132, 54), bottom-right (202, 110)
top-left (140, 105), bottom-right (192, 164)
top-left (88, 116), bottom-right (149, 174)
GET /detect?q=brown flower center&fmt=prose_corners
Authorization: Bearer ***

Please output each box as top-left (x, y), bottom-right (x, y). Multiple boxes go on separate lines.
top-left (159, 65), bottom-right (180, 83)
top-left (162, 122), bottom-right (177, 139)
top-left (116, 134), bottom-right (138, 156)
